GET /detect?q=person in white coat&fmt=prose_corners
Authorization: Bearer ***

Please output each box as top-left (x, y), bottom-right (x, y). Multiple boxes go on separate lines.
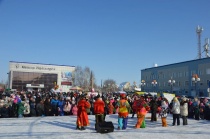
top-left (180, 97), bottom-right (188, 125)
top-left (171, 97), bottom-right (180, 126)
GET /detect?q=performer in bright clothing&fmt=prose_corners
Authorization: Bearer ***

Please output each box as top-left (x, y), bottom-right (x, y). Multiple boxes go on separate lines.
top-left (76, 94), bottom-right (91, 130)
top-left (116, 93), bottom-right (130, 130)
top-left (133, 95), bottom-right (150, 129)
top-left (94, 95), bottom-right (105, 125)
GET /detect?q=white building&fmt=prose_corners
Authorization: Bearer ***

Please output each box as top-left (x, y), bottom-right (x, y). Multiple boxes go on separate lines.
top-left (8, 61), bottom-right (75, 92)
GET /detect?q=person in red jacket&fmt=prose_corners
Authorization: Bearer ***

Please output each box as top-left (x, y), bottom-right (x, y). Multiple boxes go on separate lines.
top-left (94, 95), bottom-right (105, 125)
top-left (76, 94), bottom-right (91, 130)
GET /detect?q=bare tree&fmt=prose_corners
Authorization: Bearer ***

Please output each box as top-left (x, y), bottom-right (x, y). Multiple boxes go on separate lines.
top-left (103, 79), bottom-right (118, 93)
top-left (73, 66), bottom-right (96, 92)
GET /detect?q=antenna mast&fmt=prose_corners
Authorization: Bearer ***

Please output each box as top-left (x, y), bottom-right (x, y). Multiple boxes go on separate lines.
top-left (204, 38), bottom-right (210, 58)
top-left (196, 25), bottom-right (203, 59)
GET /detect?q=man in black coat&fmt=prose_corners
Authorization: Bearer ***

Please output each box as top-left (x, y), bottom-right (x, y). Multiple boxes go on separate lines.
top-left (150, 97), bottom-right (158, 122)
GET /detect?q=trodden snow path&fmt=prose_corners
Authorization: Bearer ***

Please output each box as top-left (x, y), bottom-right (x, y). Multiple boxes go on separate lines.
top-left (0, 114), bottom-right (209, 139)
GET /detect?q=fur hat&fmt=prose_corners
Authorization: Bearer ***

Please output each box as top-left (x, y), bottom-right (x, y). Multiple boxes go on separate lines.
top-left (182, 97), bottom-right (187, 101)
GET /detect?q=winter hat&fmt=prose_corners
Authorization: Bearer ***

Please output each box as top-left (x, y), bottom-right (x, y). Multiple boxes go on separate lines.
top-left (66, 97), bottom-right (71, 100)
top-left (182, 97), bottom-right (187, 101)
top-left (120, 93), bottom-right (126, 98)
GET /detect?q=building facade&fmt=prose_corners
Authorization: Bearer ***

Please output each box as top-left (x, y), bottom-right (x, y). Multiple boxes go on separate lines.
top-left (8, 61), bottom-right (75, 92)
top-left (141, 57), bottom-right (210, 97)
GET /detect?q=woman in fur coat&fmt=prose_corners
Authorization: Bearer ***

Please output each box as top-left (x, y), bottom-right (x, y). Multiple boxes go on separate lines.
top-left (171, 97), bottom-right (180, 126)
top-left (180, 97), bottom-right (188, 125)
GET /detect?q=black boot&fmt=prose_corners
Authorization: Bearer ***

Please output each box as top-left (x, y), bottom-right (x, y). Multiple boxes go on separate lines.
top-left (81, 126), bottom-right (86, 130)
top-left (76, 126), bottom-right (81, 130)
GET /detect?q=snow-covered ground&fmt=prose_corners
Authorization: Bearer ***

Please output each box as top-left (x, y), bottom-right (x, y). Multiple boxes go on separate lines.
top-left (0, 114), bottom-right (209, 139)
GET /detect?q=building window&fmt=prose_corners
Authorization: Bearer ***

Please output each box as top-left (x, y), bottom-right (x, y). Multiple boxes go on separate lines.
top-left (185, 71), bottom-right (189, 77)
top-left (207, 80), bottom-right (210, 86)
top-left (206, 68), bottom-right (210, 74)
top-left (12, 71), bottom-right (58, 91)
top-left (185, 81), bottom-right (189, 86)
top-left (178, 72), bottom-right (182, 78)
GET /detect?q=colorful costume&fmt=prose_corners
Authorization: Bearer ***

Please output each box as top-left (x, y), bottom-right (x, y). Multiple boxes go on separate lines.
top-left (133, 96), bottom-right (150, 128)
top-left (116, 94), bottom-right (130, 130)
top-left (76, 95), bottom-right (91, 130)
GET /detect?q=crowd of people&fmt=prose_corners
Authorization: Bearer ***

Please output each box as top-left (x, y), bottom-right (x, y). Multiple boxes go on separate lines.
top-left (0, 90), bottom-right (210, 131)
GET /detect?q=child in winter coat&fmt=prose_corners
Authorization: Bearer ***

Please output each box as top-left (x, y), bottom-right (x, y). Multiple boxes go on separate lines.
top-left (159, 100), bottom-right (168, 127)
top-left (71, 101), bottom-right (78, 116)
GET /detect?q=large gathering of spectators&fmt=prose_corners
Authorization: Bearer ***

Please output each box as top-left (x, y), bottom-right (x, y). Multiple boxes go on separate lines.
top-left (1, 91), bottom-right (210, 123)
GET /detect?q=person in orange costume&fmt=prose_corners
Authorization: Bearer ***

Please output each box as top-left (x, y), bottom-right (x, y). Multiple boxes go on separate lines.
top-left (116, 93), bottom-right (130, 130)
top-left (134, 95), bottom-right (150, 128)
top-left (76, 94), bottom-right (91, 130)
top-left (94, 95), bottom-right (105, 125)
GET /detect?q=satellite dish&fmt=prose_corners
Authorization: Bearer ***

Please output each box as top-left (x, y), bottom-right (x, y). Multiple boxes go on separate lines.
top-left (154, 64), bottom-right (158, 67)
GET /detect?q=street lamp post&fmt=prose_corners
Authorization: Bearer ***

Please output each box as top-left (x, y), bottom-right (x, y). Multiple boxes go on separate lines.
top-left (168, 77), bottom-right (175, 94)
top-left (151, 80), bottom-right (158, 92)
top-left (192, 74), bottom-right (200, 97)
top-left (141, 80), bottom-right (146, 91)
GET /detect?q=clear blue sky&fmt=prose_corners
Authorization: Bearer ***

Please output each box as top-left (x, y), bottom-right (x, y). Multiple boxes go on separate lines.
top-left (0, 0), bottom-right (210, 86)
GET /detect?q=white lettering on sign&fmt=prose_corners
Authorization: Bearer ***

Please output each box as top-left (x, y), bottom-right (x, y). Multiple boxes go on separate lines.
top-left (21, 66), bottom-right (55, 71)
